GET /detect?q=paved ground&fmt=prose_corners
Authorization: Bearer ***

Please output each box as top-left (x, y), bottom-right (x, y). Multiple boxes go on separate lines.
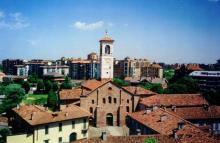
top-left (88, 126), bottom-right (129, 138)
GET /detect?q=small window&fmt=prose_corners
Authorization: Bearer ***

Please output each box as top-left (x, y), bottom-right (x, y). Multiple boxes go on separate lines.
top-left (90, 107), bottom-right (93, 113)
top-left (127, 99), bottom-right (129, 103)
top-left (45, 125), bottom-right (49, 134)
top-left (59, 123), bottom-right (62, 132)
top-left (44, 140), bottom-right (49, 143)
top-left (92, 100), bottom-right (95, 104)
top-left (103, 98), bottom-right (106, 104)
top-left (83, 118), bottom-right (87, 129)
top-left (126, 106), bottom-right (129, 112)
top-left (114, 98), bottom-right (117, 103)
top-left (58, 137), bottom-right (62, 143)
top-left (108, 97), bottom-right (112, 104)
top-left (72, 120), bottom-right (75, 129)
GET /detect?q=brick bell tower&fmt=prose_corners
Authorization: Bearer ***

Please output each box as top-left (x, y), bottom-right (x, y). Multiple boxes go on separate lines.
top-left (99, 31), bottom-right (114, 80)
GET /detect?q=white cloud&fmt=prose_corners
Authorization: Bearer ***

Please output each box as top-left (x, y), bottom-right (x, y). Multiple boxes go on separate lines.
top-left (0, 11), bottom-right (30, 30)
top-left (73, 21), bottom-right (104, 30)
top-left (107, 22), bottom-right (114, 27)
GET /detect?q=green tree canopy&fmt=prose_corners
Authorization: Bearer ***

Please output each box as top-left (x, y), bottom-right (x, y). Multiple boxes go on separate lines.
top-left (45, 80), bottom-right (53, 93)
top-left (37, 79), bottom-right (45, 93)
top-left (22, 81), bottom-right (30, 94)
top-left (47, 91), bottom-right (58, 111)
top-left (60, 77), bottom-right (73, 89)
top-left (28, 74), bottom-right (39, 83)
top-left (144, 137), bottom-right (157, 143)
top-left (164, 76), bottom-right (199, 94)
top-left (0, 128), bottom-right (11, 142)
top-left (113, 78), bottom-right (129, 86)
top-left (0, 84), bottom-right (25, 113)
top-left (52, 82), bottom-right (59, 92)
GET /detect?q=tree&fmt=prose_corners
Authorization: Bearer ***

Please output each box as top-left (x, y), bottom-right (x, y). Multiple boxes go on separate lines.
top-left (0, 84), bottom-right (25, 113)
top-left (45, 80), bottom-right (53, 93)
top-left (52, 82), bottom-right (59, 92)
top-left (150, 84), bottom-right (164, 94)
top-left (144, 137), bottom-right (157, 143)
top-left (22, 81), bottom-right (30, 94)
top-left (47, 91), bottom-right (58, 111)
top-left (28, 74), bottom-right (39, 83)
top-left (37, 79), bottom-right (45, 93)
top-left (164, 76), bottom-right (199, 94)
top-left (60, 77), bottom-right (73, 89)
top-left (164, 83), bottom-right (188, 94)
top-left (113, 78), bottom-right (129, 86)
top-left (0, 128), bottom-right (11, 142)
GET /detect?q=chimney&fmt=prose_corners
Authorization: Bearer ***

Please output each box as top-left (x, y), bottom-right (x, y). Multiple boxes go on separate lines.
top-left (144, 108), bottom-right (151, 114)
top-left (136, 129), bottom-right (141, 135)
top-left (173, 129), bottom-right (178, 139)
top-left (65, 112), bottom-right (69, 117)
top-left (16, 104), bottom-right (20, 110)
top-left (160, 115), bottom-right (167, 122)
top-left (172, 106), bottom-right (176, 112)
top-left (30, 112), bottom-right (35, 120)
top-left (101, 131), bottom-right (107, 141)
top-left (152, 105), bottom-right (158, 111)
top-left (203, 104), bottom-right (209, 111)
top-left (45, 107), bottom-right (48, 111)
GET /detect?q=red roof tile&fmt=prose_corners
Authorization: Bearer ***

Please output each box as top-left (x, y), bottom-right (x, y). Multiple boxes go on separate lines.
top-left (81, 79), bottom-right (111, 91)
top-left (13, 105), bottom-right (91, 126)
top-left (122, 86), bottom-right (156, 96)
top-left (59, 88), bottom-right (90, 100)
top-left (128, 108), bottom-right (217, 143)
top-left (139, 94), bottom-right (208, 107)
top-left (167, 106), bottom-right (220, 120)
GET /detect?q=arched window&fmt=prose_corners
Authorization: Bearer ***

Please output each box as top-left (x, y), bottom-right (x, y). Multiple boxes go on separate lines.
top-left (126, 106), bottom-right (129, 112)
top-left (108, 96), bottom-right (112, 104)
top-left (90, 107), bottom-right (93, 113)
top-left (103, 98), bottom-right (106, 104)
top-left (105, 45), bottom-right (110, 54)
top-left (114, 98), bottom-right (117, 103)
top-left (106, 113), bottom-right (113, 126)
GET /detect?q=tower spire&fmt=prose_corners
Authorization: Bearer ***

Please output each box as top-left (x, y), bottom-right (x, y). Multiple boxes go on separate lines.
top-left (105, 29), bottom-right (108, 36)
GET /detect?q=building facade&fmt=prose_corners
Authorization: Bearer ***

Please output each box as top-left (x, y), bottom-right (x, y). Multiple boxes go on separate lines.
top-left (7, 105), bottom-right (91, 143)
top-left (99, 34), bottom-right (114, 79)
top-left (2, 59), bottom-right (24, 75)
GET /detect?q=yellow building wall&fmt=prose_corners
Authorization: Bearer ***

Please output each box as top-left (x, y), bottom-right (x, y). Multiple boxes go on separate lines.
top-left (7, 118), bottom-right (88, 143)
top-left (7, 133), bottom-right (33, 143)
top-left (34, 118), bottom-right (88, 143)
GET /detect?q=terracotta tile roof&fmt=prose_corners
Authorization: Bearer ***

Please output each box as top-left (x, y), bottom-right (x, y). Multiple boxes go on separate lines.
top-left (151, 64), bottom-right (162, 68)
top-left (128, 108), bottom-right (188, 135)
top-left (167, 106), bottom-right (220, 120)
top-left (59, 88), bottom-right (90, 100)
top-left (81, 79), bottom-right (111, 91)
top-left (124, 76), bottom-right (132, 81)
top-left (71, 60), bottom-right (91, 64)
top-left (0, 116), bottom-right (8, 123)
top-left (176, 124), bottom-right (217, 143)
top-left (99, 36), bottom-right (114, 43)
top-left (186, 65), bottom-right (203, 71)
top-left (72, 135), bottom-right (176, 143)
top-left (122, 86), bottom-right (156, 96)
top-left (128, 108), bottom-right (217, 143)
top-left (0, 72), bottom-right (5, 76)
top-left (139, 94), bottom-right (208, 107)
top-left (12, 105), bottom-right (91, 126)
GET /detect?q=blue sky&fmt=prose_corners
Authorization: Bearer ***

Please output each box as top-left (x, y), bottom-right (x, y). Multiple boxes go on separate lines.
top-left (0, 0), bottom-right (220, 64)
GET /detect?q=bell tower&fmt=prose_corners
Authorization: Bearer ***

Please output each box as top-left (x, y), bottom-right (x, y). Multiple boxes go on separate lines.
top-left (99, 31), bottom-right (114, 79)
